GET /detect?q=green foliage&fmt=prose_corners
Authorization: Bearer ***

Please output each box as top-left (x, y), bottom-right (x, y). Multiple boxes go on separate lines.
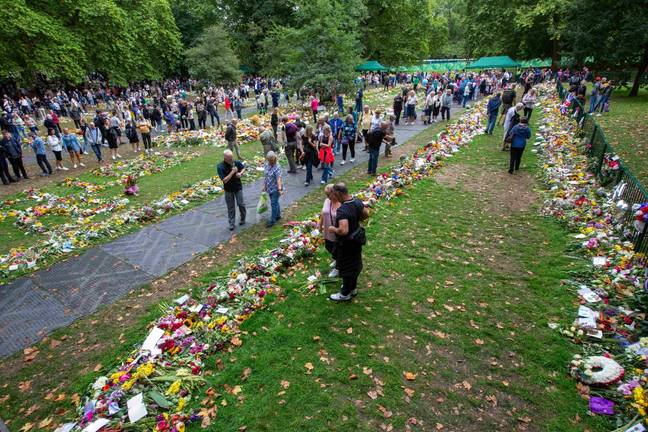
top-left (0, 0), bottom-right (182, 86)
top-left (261, 0), bottom-right (365, 99)
top-left (363, 0), bottom-right (432, 65)
top-left (185, 25), bottom-right (242, 84)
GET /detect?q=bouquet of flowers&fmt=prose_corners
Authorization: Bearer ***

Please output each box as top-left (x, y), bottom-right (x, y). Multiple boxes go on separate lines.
top-left (123, 175), bottom-right (139, 196)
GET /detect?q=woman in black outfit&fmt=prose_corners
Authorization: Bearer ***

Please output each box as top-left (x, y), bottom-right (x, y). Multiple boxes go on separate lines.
top-left (327, 182), bottom-right (369, 302)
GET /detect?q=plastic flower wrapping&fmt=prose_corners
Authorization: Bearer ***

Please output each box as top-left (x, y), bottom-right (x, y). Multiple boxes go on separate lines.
top-left (55, 99), bottom-right (487, 432)
top-left (535, 84), bottom-right (648, 430)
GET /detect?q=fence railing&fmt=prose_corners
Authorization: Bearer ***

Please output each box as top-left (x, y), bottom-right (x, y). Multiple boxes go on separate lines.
top-left (556, 81), bottom-right (648, 254)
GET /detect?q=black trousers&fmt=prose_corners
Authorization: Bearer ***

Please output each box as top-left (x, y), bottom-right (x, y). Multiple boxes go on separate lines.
top-left (9, 157), bottom-right (28, 178)
top-left (509, 147), bottom-right (524, 173)
top-left (198, 116), bottom-right (206, 129)
top-left (342, 140), bottom-right (355, 160)
top-left (0, 157), bottom-right (12, 184)
top-left (36, 154), bottom-right (53, 174)
top-left (341, 275), bottom-right (358, 296)
top-left (394, 108), bottom-right (402, 125)
top-left (441, 106), bottom-right (450, 120)
top-left (142, 133), bottom-right (152, 149)
top-left (523, 107), bottom-right (533, 120)
top-left (210, 112), bottom-right (220, 126)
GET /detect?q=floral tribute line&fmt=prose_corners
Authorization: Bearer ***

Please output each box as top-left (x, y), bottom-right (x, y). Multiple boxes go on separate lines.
top-left (54, 102), bottom-right (486, 432)
top-left (534, 85), bottom-right (647, 431)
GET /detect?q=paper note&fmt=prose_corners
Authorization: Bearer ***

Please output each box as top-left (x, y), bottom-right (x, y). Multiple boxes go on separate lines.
top-left (82, 418), bottom-right (110, 432)
top-left (127, 392), bottom-right (148, 423)
top-left (216, 307), bottom-right (229, 314)
top-left (189, 304), bottom-right (203, 313)
top-left (577, 316), bottom-right (597, 329)
top-left (54, 423), bottom-right (77, 432)
top-left (625, 423), bottom-right (646, 432)
top-left (578, 305), bottom-right (598, 319)
top-left (592, 256), bottom-right (607, 267)
top-left (174, 294), bottom-right (190, 304)
top-left (140, 327), bottom-right (164, 357)
top-left (577, 286), bottom-right (602, 303)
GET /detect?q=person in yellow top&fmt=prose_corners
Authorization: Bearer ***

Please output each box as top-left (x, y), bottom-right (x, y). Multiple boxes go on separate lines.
top-left (360, 105), bottom-right (372, 151)
top-left (137, 117), bottom-right (153, 154)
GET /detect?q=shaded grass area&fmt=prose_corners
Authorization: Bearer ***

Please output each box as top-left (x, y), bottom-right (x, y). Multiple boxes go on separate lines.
top-left (0, 111), bottom-right (608, 431)
top-left (585, 87), bottom-right (648, 184)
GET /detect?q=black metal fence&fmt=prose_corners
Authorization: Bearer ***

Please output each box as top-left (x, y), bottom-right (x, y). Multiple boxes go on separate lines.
top-left (556, 81), bottom-right (648, 254)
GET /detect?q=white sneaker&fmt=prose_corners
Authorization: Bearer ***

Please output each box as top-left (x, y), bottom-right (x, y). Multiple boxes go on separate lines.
top-left (112, 155), bottom-right (116, 160)
top-left (80, 163), bottom-right (85, 167)
top-left (320, 180), bottom-right (325, 184)
top-left (329, 292), bottom-right (351, 302)
top-left (84, 151), bottom-right (89, 155)
top-left (62, 166), bottom-right (69, 171)
top-left (328, 268), bottom-right (339, 278)
top-left (350, 158), bottom-right (355, 163)
top-left (301, 165), bottom-right (306, 170)
top-left (73, 164), bottom-right (77, 168)
top-left (116, 154), bottom-right (122, 158)
top-left (341, 160), bottom-right (345, 165)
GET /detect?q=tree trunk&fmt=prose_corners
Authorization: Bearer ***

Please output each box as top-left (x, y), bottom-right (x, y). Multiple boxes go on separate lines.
top-left (629, 43), bottom-right (648, 97)
top-left (550, 14), bottom-right (560, 72)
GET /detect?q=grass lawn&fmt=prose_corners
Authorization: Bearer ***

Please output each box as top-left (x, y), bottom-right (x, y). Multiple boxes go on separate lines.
top-left (584, 87), bottom-right (648, 184)
top-left (0, 107), bottom-right (609, 431)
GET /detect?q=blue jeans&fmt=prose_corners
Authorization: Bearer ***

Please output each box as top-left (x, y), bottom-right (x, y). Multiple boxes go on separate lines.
top-left (334, 138), bottom-right (341, 154)
top-left (486, 114), bottom-right (497, 134)
top-left (588, 95), bottom-right (598, 113)
top-left (305, 159), bottom-right (314, 183)
top-left (268, 191), bottom-right (281, 224)
top-left (320, 162), bottom-right (333, 183)
top-left (367, 148), bottom-right (379, 174)
top-left (462, 94), bottom-right (469, 107)
top-left (91, 143), bottom-right (102, 162)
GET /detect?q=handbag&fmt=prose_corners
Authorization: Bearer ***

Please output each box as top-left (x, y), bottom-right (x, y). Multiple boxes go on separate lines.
top-left (348, 225), bottom-right (366, 245)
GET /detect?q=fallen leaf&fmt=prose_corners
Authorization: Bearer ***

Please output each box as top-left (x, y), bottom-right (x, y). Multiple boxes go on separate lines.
top-left (346, 327), bottom-right (353, 334)
top-left (38, 418), bottom-right (53, 429)
top-left (241, 367), bottom-right (252, 381)
top-left (304, 362), bottom-right (314, 374)
top-left (378, 405), bottom-right (393, 418)
top-left (20, 423), bottom-right (34, 432)
top-left (363, 367), bottom-right (372, 375)
top-left (280, 380), bottom-right (290, 389)
top-left (426, 297), bottom-right (435, 303)
top-left (486, 395), bottom-right (498, 406)
top-left (404, 387), bottom-right (415, 397)
top-left (312, 335), bottom-right (320, 342)
top-left (367, 390), bottom-right (379, 400)
top-left (404, 372), bottom-right (417, 381)
top-left (23, 347), bottom-right (39, 362)
top-left (231, 336), bottom-right (243, 347)
top-left (461, 380), bottom-right (472, 390)
top-left (474, 338), bottom-right (484, 345)
top-left (349, 374), bottom-right (358, 380)
top-left (518, 416), bottom-right (531, 424)
top-left (93, 363), bottom-right (102, 372)
top-left (18, 381), bottom-right (32, 392)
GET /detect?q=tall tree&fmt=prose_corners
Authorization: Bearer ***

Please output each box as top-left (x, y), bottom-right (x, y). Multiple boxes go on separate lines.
top-left (363, 0), bottom-right (433, 65)
top-left (261, 0), bottom-right (366, 99)
top-left (563, 0), bottom-right (648, 96)
top-left (185, 25), bottom-right (241, 84)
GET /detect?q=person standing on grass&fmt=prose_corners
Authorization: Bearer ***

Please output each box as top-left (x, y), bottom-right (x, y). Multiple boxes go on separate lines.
top-left (125, 120), bottom-right (140, 153)
top-left (29, 133), bottom-right (52, 176)
top-left (1, 130), bottom-right (29, 179)
top-left (217, 149), bottom-right (246, 231)
top-left (47, 128), bottom-right (67, 171)
top-left (502, 102), bottom-right (523, 150)
top-left (84, 122), bottom-right (103, 162)
top-left (507, 117), bottom-right (531, 174)
top-left (320, 184), bottom-right (341, 277)
top-left (310, 95), bottom-right (319, 123)
top-left (262, 151), bottom-right (283, 228)
top-left (486, 92), bottom-right (501, 135)
top-left (105, 119), bottom-right (122, 160)
top-left (137, 117), bottom-right (152, 154)
top-left (327, 182), bottom-right (369, 302)
top-left (61, 128), bottom-right (85, 168)
top-left (225, 119), bottom-right (242, 160)
top-left (259, 126), bottom-right (277, 156)
top-left (522, 88), bottom-right (536, 120)
top-left (366, 121), bottom-right (393, 176)
top-left (384, 114), bottom-right (396, 157)
top-left (431, 92), bottom-right (441, 122)
top-left (498, 85), bottom-right (516, 126)
top-left (303, 125), bottom-right (319, 186)
top-left (285, 118), bottom-right (299, 174)
top-left (441, 88), bottom-right (452, 121)
top-left (340, 114), bottom-right (357, 165)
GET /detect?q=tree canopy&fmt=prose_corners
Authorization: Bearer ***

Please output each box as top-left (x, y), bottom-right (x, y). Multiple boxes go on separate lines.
top-left (185, 25), bottom-right (242, 85)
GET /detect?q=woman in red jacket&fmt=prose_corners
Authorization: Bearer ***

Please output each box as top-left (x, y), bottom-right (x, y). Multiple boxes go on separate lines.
top-left (319, 125), bottom-right (335, 184)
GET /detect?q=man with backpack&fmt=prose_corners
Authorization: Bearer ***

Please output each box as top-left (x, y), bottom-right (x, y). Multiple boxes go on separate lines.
top-left (225, 119), bottom-right (241, 160)
top-left (497, 85), bottom-right (517, 126)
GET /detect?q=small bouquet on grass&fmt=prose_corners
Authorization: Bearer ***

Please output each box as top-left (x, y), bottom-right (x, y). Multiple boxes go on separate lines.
top-left (123, 175), bottom-right (139, 196)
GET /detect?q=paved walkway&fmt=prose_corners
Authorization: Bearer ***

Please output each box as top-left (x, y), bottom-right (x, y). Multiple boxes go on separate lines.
top-left (0, 121), bottom-right (432, 357)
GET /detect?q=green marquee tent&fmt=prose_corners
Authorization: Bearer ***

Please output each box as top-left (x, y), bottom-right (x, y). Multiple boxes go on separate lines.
top-left (466, 56), bottom-right (521, 70)
top-left (355, 60), bottom-right (387, 72)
